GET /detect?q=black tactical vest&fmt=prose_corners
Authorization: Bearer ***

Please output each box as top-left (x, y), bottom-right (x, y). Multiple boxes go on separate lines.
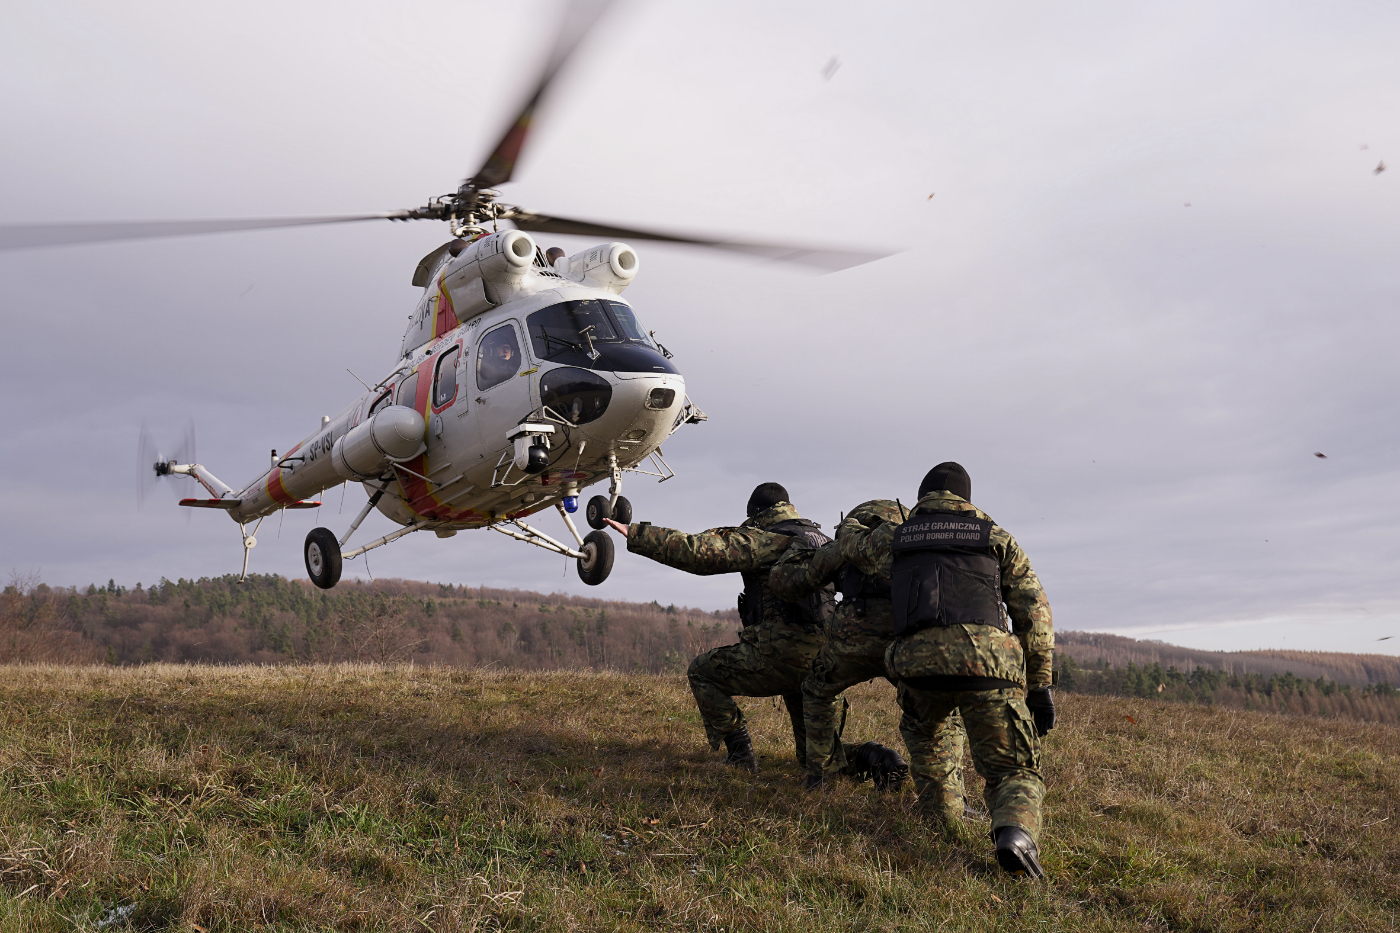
top-left (890, 510), bottom-right (1008, 635)
top-left (738, 519), bottom-right (834, 631)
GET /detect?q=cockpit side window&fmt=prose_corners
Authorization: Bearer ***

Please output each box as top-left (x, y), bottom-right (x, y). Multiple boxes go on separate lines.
top-left (605, 301), bottom-right (657, 348)
top-left (477, 324), bottom-right (522, 391)
top-left (368, 391), bottom-right (392, 418)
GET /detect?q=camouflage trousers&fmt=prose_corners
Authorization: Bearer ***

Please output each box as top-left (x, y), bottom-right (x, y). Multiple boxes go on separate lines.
top-left (800, 629), bottom-right (895, 778)
top-left (897, 684), bottom-right (1044, 840)
top-left (688, 642), bottom-right (814, 765)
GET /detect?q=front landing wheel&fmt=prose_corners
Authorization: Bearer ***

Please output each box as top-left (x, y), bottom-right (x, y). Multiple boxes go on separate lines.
top-left (305, 527), bottom-right (342, 590)
top-left (576, 530), bottom-right (614, 586)
top-left (611, 495), bottom-right (632, 525)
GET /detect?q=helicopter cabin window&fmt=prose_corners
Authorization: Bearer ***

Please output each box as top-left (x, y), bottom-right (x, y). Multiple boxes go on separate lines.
top-left (397, 371), bottom-right (420, 410)
top-left (526, 300), bottom-right (677, 374)
top-left (477, 324), bottom-right (522, 391)
top-left (368, 391), bottom-right (392, 419)
top-left (434, 347), bottom-right (460, 408)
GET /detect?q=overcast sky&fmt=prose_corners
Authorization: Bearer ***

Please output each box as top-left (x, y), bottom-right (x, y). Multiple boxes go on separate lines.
top-left (3, 0), bottom-right (1399, 655)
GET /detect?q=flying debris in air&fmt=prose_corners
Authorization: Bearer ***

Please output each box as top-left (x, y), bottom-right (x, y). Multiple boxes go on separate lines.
top-left (928, 193), bottom-right (935, 200)
top-left (1361, 143), bottom-right (1370, 150)
top-left (822, 57), bottom-right (840, 80)
top-left (1314, 452), bottom-right (1327, 458)
top-left (1379, 636), bottom-right (1393, 641)
top-left (1184, 202), bottom-right (1192, 207)
top-left (1377, 161), bottom-right (1387, 175)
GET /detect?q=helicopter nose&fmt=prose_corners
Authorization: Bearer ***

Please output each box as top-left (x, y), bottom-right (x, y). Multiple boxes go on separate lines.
top-left (577, 373), bottom-right (685, 451)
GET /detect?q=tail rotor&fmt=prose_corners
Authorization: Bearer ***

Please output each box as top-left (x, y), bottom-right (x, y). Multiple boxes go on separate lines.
top-left (137, 420), bottom-right (197, 509)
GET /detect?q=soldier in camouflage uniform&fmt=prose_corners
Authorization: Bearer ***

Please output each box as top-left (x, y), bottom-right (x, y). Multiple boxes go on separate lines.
top-left (770, 499), bottom-right (930, 786)
top-left (606, 482), bottom-right (906, 784)
top-left (813, 462), bottom-right (1055, 878)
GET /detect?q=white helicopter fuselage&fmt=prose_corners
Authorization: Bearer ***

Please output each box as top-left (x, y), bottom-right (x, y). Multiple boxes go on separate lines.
top-left (209, 230), bottom-right (689, 534)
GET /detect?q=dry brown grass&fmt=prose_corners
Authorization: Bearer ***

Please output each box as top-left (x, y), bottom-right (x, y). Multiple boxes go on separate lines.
top-left (0, 665), bottom-right (1397, 931)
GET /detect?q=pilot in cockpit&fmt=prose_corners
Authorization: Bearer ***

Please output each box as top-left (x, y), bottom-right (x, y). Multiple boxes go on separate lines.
top-left (478, 328), bottom-right (521, 388)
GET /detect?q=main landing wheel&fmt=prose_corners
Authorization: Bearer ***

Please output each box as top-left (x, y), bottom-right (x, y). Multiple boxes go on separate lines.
top-left (576, 530), bottom-right (614, 586)
top-left (305, 527), bottom-right (342, 590)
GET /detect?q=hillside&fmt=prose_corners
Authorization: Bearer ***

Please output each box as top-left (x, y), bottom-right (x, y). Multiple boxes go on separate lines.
top-left (1, 665), bottom-right (1397, 931)
top-left (1, 573), bottom-right (738, 671)
top-left (1058, 630), bottom-right (1400, 687)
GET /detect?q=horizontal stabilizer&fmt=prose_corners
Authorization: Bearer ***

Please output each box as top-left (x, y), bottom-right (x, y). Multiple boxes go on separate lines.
top-left (180, 498), bottom-right (242, 509)
top-left (178, 498), bottom-right (320, 509)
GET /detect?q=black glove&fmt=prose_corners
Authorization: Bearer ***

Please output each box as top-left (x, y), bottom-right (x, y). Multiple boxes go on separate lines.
top-left (1026, 687), bottom-right (1055, 737)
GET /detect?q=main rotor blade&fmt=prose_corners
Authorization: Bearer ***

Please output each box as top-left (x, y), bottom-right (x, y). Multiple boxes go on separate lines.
top-left (0, 213), bottom-right (408, 252)
top-left (508, 210), bottom-right (894, 272)
top-left (469, 0), bottom-right (615, 190)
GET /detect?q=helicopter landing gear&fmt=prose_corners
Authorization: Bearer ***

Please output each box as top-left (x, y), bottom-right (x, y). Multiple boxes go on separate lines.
top-left (585, 494), bottom-right (632, 529)
top-left (576, 530), bottom-right (614, 586)
top-left (586, 453), bottom-right (632, 528)
top-left (305, 527), bottom-right (343, 590)
top-left (489, 503), bottom-right (615, 586)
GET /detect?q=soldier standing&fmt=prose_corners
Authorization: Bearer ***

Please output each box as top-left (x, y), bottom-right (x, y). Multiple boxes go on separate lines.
top-left (605, 482), bottom-right (906, 784)
top-left (832, 462), bottom-right (1055, 878)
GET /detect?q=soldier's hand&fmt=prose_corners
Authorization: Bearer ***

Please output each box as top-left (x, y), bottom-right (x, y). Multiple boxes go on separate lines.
top-left (603, 518), bottom-right (630, 538)
top-left (1026, 687), bottom-right (1055, 737)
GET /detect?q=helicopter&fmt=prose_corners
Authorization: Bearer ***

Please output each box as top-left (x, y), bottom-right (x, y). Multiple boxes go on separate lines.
top-left (0, 0), bottom-right (887, 591)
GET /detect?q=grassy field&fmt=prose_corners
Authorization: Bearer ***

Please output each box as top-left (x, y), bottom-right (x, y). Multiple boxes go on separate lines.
top-left (0, 666), bottom-right (1397, 932)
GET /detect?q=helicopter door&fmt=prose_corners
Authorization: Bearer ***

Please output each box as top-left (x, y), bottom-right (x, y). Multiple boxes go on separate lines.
top-left (472, 322), bottom-right (530, 462)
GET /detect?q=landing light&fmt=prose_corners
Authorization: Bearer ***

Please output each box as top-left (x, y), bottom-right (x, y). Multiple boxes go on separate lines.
top-left (645, 387), bottom-right (675, 410)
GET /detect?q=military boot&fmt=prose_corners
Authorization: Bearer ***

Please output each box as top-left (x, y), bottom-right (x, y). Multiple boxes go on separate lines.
top-left (721, 727), bottom-right (759, 774)
top-left (994, 826), bottom-right (1045, 880)
top-left (845, 742), bottom-right (909, 791)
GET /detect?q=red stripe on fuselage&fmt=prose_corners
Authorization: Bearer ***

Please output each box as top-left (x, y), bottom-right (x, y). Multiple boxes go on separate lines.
top-left (265, 441), bottom-right (304, 506)
top-left (433, 277), bottom-right (460, 339)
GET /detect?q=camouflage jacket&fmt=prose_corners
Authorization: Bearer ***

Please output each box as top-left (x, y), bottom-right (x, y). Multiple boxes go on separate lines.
top-left (770, 500), bottom-right (906, 640)
top-left (627, 502), bottom-right (824, 667)
top-left (837, 491), bottom-right (1054, 689)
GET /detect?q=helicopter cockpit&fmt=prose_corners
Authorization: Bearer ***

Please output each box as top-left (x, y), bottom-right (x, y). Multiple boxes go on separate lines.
top-left (527, 299), bottom-right (678, 375)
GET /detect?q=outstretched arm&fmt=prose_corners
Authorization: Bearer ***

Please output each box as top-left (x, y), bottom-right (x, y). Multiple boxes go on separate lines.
top-left (624, 522), bottom-right (792, 576)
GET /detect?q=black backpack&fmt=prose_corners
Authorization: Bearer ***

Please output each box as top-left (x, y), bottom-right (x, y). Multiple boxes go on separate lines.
top-left (750, 518), bottom-right (834, 627)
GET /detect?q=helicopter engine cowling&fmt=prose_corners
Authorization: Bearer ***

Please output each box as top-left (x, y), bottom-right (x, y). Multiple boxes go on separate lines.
top-left (563, 242), bottom-right (638, 294)
top-left (331, 405), bottom-right (426, 481)
top-left (403, 230), bottom-right (540, 357)
top-left (443, 229), bottom-right (536, 312)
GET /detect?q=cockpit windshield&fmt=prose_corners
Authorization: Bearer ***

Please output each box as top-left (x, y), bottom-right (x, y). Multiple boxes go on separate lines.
top-left (526, 300), bottom-right (678, 374)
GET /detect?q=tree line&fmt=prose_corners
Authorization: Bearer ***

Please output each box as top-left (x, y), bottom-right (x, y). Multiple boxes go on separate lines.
top-left (8, 572), bottom-right (1400, 725)
top-left (1055, 654), bottom-right (1400, 724)
top-left (0, 572), bottom-right (737, 673)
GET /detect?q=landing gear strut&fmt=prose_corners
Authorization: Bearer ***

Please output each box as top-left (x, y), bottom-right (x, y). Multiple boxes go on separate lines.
top-left (585, 452), bottom-right (631, 529)
top-left (491, 502), bottom-right (615, 586)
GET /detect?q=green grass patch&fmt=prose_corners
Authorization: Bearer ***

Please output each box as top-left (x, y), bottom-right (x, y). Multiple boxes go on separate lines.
top-left (0, 665), bottom-right (1396, 931)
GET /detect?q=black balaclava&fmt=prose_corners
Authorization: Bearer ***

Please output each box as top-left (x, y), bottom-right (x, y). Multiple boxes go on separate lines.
top-left (747, 482), bottom-right (790, 518)
top-left (917, 462), bottom-right (971, 501)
